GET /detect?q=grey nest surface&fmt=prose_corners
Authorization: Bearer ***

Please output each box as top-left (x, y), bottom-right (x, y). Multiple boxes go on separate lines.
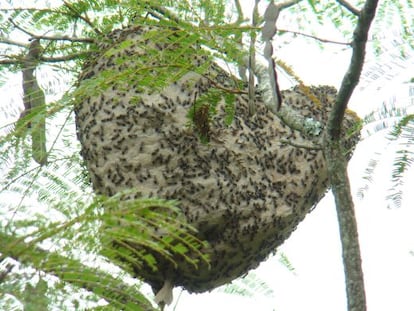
top-left (75, 25), bottom-right (360, 294)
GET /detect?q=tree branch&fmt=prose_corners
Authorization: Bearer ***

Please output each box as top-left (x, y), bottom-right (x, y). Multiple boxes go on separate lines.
top-left (0, 52), bottom-right (90, 65)
top-left (145, 4), bottom-right (182, 25)
top-left (329, 0), bottom-right (378, 138)
top-left (278, 0), bottom-right (303, 10)
top-left (36, 34), bottom-right (94, 43)
top-left (278, 28), bottom-right (351, 46)
top-left (7, 18), bottom-right (37, 37)
top-left (324, 1), bottom-right (380, 311)
top-left (0, 37), bottom-right (29, 48)
top-left (234, 0), bottom-right (244, 22)
top-left (0, 232), bottom-right (157, 311)
top-left (337, 0), bottom-right (361, 16)
top-left (40, 52), bottom-right (92, 62)
top-left (247, 0), bottom-right (260, 115)
top-left (0, 32), bottom-right (93, 65)
top-left (62, 0), bottom-right (102, 35)
top-left (6, 18), bottom-right (94, 43)
top-left (0, 57), bottom-right (22, 65)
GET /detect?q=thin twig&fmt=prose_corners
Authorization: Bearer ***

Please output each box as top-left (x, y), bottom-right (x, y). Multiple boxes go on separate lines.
top-left (337, 0), bottom-right (360, 16)
top-left (0, 262), bottom-right (14, 283)
top-left (62, 0), bottom-right (102, 35)
top-left (6, 19), bottom-right (94, 43)
top-left (8, 17), bottom-right (37, 37)
top-left (2, 6), bottom-right (100, 35)
top-left (278, 28), bottom-right (351, 45)
top-left (33, 34), bottom-right (94, 43)
top-left (0, 7), bottom-right (57, 12)
top-left (202, 73), bottom-right (248, 95)
top-left (147, 4), bottom-right (181, 25)
top-left (0, 52), bottom-right (90, 65)
top-left (234, 0), bottom-right (244, 22)
top-left (40, 52), bottom-right (92, 62)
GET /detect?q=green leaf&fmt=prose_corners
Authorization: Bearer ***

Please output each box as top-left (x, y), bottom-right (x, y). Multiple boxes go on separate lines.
top-left (22, 278), bottom-right (49, 311)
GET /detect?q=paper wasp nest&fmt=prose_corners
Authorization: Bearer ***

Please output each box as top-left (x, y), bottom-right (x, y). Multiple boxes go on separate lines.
top-left (75, 25), bottom-right (360, 294)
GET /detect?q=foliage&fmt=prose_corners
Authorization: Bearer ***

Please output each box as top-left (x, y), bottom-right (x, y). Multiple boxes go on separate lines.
top-left (217, 271), bottom-right (275, 299)
top-left (357, 94), bottom-right (414, 208)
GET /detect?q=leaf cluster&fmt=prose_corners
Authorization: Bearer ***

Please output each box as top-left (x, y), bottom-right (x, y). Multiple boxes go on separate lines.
top-left (357, 98), bottom-right (414, 208)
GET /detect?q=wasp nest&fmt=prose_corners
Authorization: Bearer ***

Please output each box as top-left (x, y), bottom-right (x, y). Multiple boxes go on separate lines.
top-left (75, 25), bottom-right (360, 298)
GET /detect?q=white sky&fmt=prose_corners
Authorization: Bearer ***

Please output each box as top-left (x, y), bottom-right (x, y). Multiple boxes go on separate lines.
top-left (2, 1), bottom-right (414, 311)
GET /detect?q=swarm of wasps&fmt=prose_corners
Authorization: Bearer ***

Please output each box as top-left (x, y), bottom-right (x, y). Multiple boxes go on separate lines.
top-left (75, 23), bottom-right (361, 307)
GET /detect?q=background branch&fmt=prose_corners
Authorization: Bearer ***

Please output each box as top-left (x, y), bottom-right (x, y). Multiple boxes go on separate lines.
top-left (5, 19), bottom-right (94, 43)
top-left (0, 57), bottom-right (23, 65)
top-left (278, 28), bottom-right (351, 45)
top-left (0, 52), bottom-right (90, 65)
top-left (0, 37), bottom-right (28, 48)
top-left (7, 18), bottom-right (37, 37)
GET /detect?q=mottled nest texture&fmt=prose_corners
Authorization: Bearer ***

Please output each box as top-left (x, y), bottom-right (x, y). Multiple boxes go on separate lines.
top-left (75, 25), bottom-right (360, 294)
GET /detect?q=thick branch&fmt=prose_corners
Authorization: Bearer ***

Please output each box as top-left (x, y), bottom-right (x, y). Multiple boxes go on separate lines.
top-left (0, 57), bottom-right (22, 65)
top-left (0, 37), bottom-right (29, 48)
top-left (337, 0), bottom-right (361, 16)
top-left (325, 142), bottom-right (365, 311)
top-left (277, 104), bottom-right (324, 140)
top-left (324, 1), bottom-right (380, 311)
top-left (0, 232), bottom-right (157, 311)
top-left (35, 34), bottom-right (94, 43)
top-left (328, 0), bottom-right (378, 139)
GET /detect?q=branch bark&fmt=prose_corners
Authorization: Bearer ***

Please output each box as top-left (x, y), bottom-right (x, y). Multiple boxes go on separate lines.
top-left (324, 1), bottom-right (379, 311)
top-left (337, 0), bottom-right (361, 16)
top-left (19, 39), bottom-right (47, 165)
